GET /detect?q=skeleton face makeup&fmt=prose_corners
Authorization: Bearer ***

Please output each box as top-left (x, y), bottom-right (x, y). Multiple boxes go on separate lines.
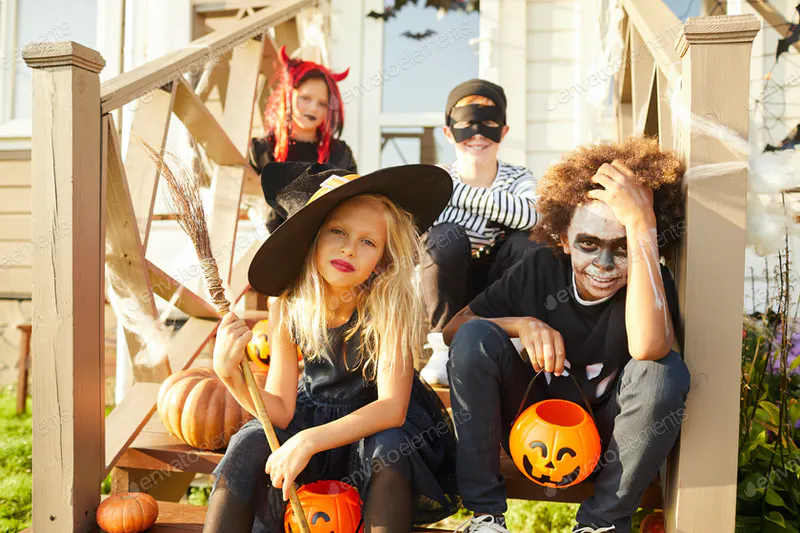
top-left (560, 201), bottom-right (629, 301)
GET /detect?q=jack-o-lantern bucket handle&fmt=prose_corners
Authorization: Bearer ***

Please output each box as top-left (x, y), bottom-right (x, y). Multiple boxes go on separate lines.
top-left (513, 370), bottom-right (595, 421)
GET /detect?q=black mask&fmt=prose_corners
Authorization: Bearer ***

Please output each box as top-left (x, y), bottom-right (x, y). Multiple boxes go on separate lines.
top-left (447, 105), bottom-right (505, 143)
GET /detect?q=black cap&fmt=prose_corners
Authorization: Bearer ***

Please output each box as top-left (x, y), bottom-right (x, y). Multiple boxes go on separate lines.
top-left (445, 79), bottom-right (507, 125)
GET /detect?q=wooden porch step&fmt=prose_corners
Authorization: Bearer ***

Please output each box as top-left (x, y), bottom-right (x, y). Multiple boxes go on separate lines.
top-left (20, 501), bottom-right (205, 533)
top-left (23, 501), bottom-right (452, 532)
top-left (100, 501), bottom-right (205, 532)
top-left (114, 402), bottom-right (662, 508)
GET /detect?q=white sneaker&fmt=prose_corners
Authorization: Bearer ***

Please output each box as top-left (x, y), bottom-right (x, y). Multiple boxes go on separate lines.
top-left (455, 515), bottom-right (511, 533)
top-left (420, 333), bottom-right (449, 386)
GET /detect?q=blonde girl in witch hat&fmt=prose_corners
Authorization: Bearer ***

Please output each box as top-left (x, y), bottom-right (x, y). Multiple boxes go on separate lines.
top-left (204, 162), bottom-right (459, 533)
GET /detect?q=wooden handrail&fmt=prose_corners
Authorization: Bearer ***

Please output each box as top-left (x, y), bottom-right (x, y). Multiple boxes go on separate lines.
top-left (100, 0), bottom-right (311, 114)
top-left (746, 0), bottom-right (800, 55)
top-left (622, 0), bottom-right (684, 85)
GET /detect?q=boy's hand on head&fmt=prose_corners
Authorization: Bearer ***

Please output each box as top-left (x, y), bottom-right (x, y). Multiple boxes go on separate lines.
top-left (587, 160), bottom-right (656, 228)
top-left (517, 318), bottom-right (566, 376)
top-left (212, 312), bottom-right (252, 379)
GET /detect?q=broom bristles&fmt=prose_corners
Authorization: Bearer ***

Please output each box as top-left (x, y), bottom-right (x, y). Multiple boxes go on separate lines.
top-left (140, 141), bottom-right (230, 316)
top-left (139, 140), bottom-right (313, 533)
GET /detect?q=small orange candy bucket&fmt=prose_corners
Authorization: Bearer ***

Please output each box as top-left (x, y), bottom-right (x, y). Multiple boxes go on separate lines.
top-left (508, 373), bottom-right (601, 489)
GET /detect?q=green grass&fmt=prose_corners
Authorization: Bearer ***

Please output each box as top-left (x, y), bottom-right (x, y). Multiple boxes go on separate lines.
top-left (506, 500), bottom-right (579, 532)
top-left (0, 389), bottom-right (32, 533)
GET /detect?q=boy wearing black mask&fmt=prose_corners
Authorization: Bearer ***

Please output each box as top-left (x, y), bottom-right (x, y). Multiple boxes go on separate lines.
top-left (420, 79), bottom-right (541, 386)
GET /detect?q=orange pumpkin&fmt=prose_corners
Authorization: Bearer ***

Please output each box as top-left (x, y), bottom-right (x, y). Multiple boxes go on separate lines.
top-left (157, 367), bottom-right (266, 450)
top-left (640, 512), bottom-right (666, 533)
top-left (246, 319), bottom-right (304, 372)
top-left (96, 492), bottom-right (158, 533)
top-left (509, 399), bottom-right (601, 488)
top-left (284, 480), bottom-right (363, 533)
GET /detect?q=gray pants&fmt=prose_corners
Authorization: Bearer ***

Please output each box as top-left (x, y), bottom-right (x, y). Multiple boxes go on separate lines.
top-left (447, 320), bottom-right (690, 533)
top-left (421, 223), bottom-right (543, 333)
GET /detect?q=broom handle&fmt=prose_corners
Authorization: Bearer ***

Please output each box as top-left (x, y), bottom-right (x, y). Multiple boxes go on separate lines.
top-left (220, 309), bottom-right (312, 533)
top-left (240, 360), bottom-right (311, 533)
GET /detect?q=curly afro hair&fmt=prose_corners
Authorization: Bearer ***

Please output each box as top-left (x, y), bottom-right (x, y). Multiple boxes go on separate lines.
top-left (531, 136), bottom-right (685, 259)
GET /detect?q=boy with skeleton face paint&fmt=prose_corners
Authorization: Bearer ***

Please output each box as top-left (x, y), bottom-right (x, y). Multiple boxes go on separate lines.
top-left (420, 79), bottom-right (542, 386)
top-left (444, 137), bottom-right (690, 533)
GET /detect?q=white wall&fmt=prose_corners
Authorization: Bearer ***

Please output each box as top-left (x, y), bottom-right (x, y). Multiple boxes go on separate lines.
top-left (525, 0), bottom-right (615, 179)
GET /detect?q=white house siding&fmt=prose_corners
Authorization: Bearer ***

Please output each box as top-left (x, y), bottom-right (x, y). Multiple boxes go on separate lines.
top-left (525, 0), bottom-right (613, 179)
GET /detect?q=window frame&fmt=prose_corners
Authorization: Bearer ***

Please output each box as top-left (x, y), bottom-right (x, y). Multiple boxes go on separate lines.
top-left (0, 0), bottom-right (32, 149)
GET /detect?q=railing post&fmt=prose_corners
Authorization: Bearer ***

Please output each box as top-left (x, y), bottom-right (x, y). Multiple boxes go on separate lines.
top-left (667, 15), bottom-right (759, 533)
top-left (23, 41), bottom-right (106, 533)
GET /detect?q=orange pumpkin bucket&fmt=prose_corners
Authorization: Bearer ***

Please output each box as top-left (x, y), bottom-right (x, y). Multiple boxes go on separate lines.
top-left (245, 319), bottom-right (304, 372)
top-left (284, 480), bottom-right (363, 533)
top-left (245, 319), bottom-right (272, 372)
top-left (508, 371), bottom-right (601, 489)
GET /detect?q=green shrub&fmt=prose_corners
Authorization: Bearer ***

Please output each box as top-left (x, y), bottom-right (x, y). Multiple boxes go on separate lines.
top-left (737, 255), bottom-right (800, 532)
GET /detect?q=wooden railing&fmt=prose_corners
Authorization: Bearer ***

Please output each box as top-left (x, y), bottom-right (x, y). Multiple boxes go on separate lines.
top-left (22, 1), bottom-right (314, 531)
top-left (617, 2), bottom-right (761, 532)
top-left (746, 0), bottom-right (800, 55)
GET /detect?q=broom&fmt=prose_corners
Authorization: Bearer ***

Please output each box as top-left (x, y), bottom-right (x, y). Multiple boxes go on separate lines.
top-left (144, 144), bottom-right (312, 533)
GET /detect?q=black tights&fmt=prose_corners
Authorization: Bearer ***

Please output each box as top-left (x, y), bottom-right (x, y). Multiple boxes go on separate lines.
top-left (363, 467), bottom-right (413, 533)
top-left (203, 469), bottom-right (414, 533)
top-left (203, 478), bottom-right (254, 533)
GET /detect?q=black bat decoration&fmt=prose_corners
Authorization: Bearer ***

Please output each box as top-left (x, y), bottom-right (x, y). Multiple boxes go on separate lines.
top-left (401, 29), bottom-right (437, 40)
top-left (764, 122), bottom-right (800, 152)
top-left (426, 0), bottom-right (469, 9)
top-left (776, 4), bottom-right (800, 61)
top-left (367, 9), bottom-right (396, 21)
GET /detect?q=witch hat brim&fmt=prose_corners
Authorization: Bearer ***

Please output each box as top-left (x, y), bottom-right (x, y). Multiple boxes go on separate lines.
top-left (248, 164), bottom-right (452, 296)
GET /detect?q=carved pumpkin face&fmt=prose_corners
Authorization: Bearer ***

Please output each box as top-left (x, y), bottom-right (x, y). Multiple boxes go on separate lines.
top-left (284, 480), bottom-right (363, 533)
top-left (246, 320), bottom-right (272, 371)
top-left (509, 399), bottom-right (601, 488)
top-left (246, 319), bottom-right (303, 372)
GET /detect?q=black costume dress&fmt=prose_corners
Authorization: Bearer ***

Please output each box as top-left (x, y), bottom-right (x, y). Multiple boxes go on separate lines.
top-left (212, 313), bottom-right (459, 532)
top-left (249, 135), bottom-right (358, 233)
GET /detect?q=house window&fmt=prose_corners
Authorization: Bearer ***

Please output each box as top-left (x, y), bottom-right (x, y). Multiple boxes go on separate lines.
top-left (380, 3), bottom-right (479, 114)
top-left (374, 2), bottom-right (479, 166)
top-left (0, 0), bottom-right (98, 143)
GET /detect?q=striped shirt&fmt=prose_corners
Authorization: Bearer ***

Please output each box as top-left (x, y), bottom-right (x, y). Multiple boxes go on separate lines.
top-left (433, 160), bottom-right (539, 254)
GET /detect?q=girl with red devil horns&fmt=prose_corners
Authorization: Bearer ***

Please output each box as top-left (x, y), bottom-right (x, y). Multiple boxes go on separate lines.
top-left (249, 47), bottom-right (357, 232)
